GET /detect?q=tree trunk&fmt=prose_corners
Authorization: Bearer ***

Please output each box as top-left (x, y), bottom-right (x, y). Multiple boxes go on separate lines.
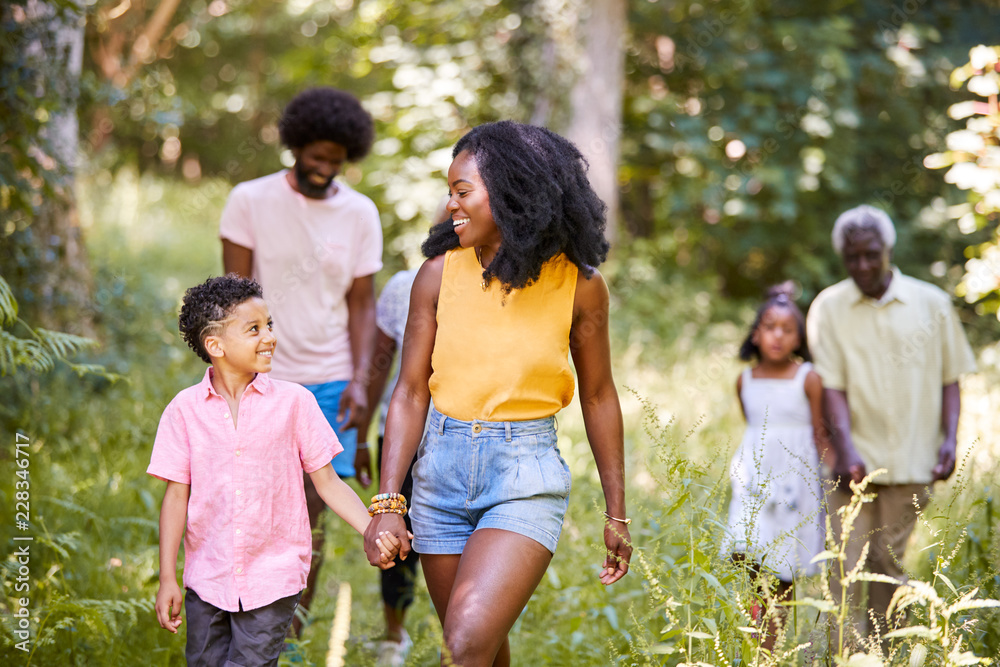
top-left (3, 1), bottom-right (93, 333)
top-left (565, 0), bottom-right (627, 245)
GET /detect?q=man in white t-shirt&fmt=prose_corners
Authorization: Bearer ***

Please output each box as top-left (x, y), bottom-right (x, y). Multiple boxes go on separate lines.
top-left (220, 87), bottom-right (382, 634)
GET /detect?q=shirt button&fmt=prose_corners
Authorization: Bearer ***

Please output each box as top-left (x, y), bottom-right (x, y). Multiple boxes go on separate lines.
top-left (224, 414), bottom-right (230, 419)
top-left (236, 567), bottom-right (242, 574)
top-left (235, 450), bottom-right (241, 457)
top-left (235, 489), bottom-right (241, 496)
top-left (236, 529), bottom-right (242, 535)
top-left (472, 423), bottom-right (482, 434)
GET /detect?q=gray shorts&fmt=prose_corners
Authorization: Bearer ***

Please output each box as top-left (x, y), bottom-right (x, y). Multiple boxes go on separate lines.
top-left (185, 588), bottom-right (300, 667)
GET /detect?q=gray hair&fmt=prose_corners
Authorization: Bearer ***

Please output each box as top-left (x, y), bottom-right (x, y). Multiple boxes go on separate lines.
top-left (831, 205), bottom-right (896, 255)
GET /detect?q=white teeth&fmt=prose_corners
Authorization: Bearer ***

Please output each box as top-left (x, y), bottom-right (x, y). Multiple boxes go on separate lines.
top-left (453, 217), bottom-right (469, 227)
top-left (259, 351), bottom-right (272, 357)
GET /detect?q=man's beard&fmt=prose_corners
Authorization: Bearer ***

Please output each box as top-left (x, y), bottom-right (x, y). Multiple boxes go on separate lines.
top-left (294, 162), bottom-right (334, 198)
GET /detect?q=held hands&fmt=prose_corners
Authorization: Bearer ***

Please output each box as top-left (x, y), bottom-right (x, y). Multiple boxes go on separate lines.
top-left (364, 513), bottom-right (412, 569)
top-left (599, 520), bottom-right (632, 586)
top-left (155, 580), bottom-right (184, 634)
top-left (374, 530), bottom-right (406, 568)
top-left (932, 438), bottom-right (957, 481)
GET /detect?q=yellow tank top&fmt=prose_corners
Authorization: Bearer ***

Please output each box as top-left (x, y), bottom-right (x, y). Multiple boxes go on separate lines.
top-left (429, 246), bottom-right (578, 421)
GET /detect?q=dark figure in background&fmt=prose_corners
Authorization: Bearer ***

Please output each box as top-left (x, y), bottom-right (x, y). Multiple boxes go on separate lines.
top-left (364, 121), bottom-right (632, 667)
top-left (219, 87), bottom-right (382, 635)
top-left (806, 205), bottom-right (976, 638)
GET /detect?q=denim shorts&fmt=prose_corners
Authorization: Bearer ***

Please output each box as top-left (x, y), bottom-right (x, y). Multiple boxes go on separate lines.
top-left (410, 408), bottom-right (571, 554)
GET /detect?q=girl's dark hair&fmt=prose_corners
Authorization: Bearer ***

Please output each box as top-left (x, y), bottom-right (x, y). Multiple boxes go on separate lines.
top-left (738, 282), bottom-right (811, 362)
top-left (278, 87), bottom-right (374, 161)
top-left (421, 121), bottom-right (609, 292)
top-left (179, 274), bottom-right (264, 364)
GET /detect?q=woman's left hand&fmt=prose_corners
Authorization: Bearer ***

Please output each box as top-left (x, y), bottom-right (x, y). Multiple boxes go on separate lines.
top-left (599, 522), bottom-right (632, 585)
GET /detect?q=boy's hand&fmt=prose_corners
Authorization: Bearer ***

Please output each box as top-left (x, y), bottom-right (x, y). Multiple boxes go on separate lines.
top-left (155, 581), bottom-right (184, 634)
top-left (374, 530), bottom-right (414, 568)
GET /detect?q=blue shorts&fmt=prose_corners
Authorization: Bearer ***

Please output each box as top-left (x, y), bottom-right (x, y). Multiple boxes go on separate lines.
top-left (302, 379), bottom-right (358, 478)
top-left (410, 408), bottom-right (571, 554)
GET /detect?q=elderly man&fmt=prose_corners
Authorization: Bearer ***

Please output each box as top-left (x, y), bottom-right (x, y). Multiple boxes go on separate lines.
top-left (806, 205), bottom-right (976, 637)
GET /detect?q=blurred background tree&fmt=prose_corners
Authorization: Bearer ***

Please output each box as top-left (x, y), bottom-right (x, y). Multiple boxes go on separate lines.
top-left (1, 0), bottom-right (91, 332)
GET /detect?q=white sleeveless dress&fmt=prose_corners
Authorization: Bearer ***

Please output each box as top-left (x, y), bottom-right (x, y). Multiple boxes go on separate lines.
top-left (725, 362), bottom-right (824, 581)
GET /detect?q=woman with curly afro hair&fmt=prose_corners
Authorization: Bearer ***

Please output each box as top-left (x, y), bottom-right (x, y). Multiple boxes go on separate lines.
top-left (364, 121), bottom-right (632, 666)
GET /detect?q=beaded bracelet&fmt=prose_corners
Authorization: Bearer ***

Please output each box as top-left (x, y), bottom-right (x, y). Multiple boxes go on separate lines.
top-left (368, 493), bottom-right (408, 517)
top-left (371, 493), bottom-right (407, 503)
top-left (369, 507), bottom-right (407, 516)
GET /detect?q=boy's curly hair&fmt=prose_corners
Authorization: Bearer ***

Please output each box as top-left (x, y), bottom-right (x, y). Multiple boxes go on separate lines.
top-left (278, 87), bottom-right (374, 161)
top-left (179, 275), bottom-right (264, 364)
top-left (421, 121), bottom-right (609, 292)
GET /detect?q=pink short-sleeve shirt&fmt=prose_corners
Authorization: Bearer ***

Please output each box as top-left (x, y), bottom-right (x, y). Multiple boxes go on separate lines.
top-left (219, 172), bottom-right (383, 385)
top-left (147, 369), bottom-right (342, 612)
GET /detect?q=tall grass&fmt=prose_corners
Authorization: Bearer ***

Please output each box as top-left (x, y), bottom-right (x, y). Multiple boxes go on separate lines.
top-left (2, 173), bottom-right (998, 665)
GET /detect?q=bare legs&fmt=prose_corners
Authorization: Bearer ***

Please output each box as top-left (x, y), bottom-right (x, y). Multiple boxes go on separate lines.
top-left (421, 529), bottom-right (553, 667)
top-left (733, 553), bottom-right (793, 653)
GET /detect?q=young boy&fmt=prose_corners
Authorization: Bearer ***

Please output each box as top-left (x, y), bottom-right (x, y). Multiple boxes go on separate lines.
top-left (149, 275), bottom-right (398, 665)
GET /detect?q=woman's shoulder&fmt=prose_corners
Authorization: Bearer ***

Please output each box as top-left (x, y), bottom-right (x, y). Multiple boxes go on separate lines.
top-left (411, 254), bottom-right (446, 302)
top-left (573, 266), bottom-right (608, 308)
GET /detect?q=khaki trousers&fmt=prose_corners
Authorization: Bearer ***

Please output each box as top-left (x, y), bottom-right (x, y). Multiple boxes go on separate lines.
top-left (828, 483), bottom-right (931, 638)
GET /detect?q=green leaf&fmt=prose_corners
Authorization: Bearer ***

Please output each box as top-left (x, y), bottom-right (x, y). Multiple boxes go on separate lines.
top-left (0, 275), bottom-right (18, 327)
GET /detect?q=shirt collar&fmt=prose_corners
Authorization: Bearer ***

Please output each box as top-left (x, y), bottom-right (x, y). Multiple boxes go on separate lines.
top-left (850, 267), bottom-right (906, 307)
top-left (201, 367), bottom-right (271, 397)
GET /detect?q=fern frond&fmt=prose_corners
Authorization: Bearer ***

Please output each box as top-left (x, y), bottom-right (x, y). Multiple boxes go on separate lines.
top-left (0, 276), bottom-right (17, 327)
top-left (0, 329), bottom-right (53, 375)
top-left (35, 328), bottom-right (98, 358)
top-left (67, 362), bottom-right (126, 383)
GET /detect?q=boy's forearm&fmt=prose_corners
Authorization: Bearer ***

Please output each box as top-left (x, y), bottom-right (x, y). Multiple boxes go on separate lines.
top-left (309, 465), bottom-right (371, 535)
top-left (158, 482), bottom-right (189, 582)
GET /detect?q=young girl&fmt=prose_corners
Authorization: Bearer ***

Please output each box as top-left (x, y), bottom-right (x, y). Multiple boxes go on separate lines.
top-left (726, 285), bottom-right (830, 652)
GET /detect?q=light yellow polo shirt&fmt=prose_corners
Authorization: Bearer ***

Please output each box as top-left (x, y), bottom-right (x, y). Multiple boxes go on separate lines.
top-left (806, 269), bottom-right (976, 484)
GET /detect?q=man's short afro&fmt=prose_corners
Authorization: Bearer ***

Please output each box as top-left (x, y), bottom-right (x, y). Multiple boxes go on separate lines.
top-left (278, 87), bottom-right (375, 161)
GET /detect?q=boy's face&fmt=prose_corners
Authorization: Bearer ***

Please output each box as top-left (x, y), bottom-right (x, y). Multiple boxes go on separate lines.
top-left (210, 297), bottom-right (276, 374)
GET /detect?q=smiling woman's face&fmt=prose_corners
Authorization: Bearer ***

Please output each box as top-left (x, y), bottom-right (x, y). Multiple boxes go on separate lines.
top-left (446, 150), bottom-right (501, 253)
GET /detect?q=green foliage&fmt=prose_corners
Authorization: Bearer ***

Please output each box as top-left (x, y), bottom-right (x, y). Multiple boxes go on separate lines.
top-left (74, 0), bottom-right (1000, 341)
top-left (80, 0), bottom-right (562, 271)
top-left (0, 275), bottom-right (115, 378)
top-left (623, 0), bottom-right (1000, 304)
top-left (926, 45), bottom-right (1000, 322)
